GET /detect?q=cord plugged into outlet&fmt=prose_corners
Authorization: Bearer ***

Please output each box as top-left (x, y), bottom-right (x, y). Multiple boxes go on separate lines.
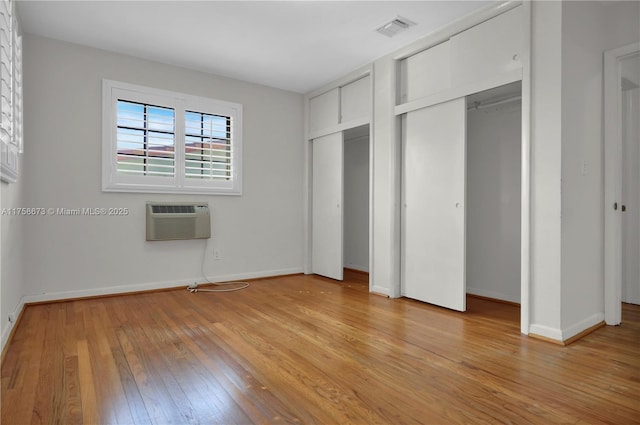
top-left (190, 239), bottom-right (249, 293)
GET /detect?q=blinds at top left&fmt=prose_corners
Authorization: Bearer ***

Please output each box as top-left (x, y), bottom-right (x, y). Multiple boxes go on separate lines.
top-left (0, 0), bottom-right (22, 184)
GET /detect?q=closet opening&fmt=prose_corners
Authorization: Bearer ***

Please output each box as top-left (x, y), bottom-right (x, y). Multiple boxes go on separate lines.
top-left (343, 124), bottom-right (370, 287)
top-left (400, 80), bottom-right (523, 327)
top-left (465, 81), bottom-right (522, 320)
top-left (310, 124), bottom-right (370, 288)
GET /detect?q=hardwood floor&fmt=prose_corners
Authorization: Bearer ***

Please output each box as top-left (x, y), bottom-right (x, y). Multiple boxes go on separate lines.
top-left (2, 272), bottom-right (639, 424)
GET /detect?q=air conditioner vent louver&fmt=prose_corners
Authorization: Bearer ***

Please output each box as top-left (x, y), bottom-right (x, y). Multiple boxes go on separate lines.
top-left (146, 202), bottom-right (211, 241)
top-left (151, 205), bottom-right (195, 214)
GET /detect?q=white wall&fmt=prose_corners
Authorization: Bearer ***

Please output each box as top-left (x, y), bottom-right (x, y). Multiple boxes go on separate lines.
top-left (466, 100), bottom-right (521, 303)
top-left (19, 34), bottom-right (304, 303)
top-left (559, 0), bottom-right (640, 337)
top-left (527, 0), bottom-right (640, 341)
top-left (343, 126), bottom-right (369, 272)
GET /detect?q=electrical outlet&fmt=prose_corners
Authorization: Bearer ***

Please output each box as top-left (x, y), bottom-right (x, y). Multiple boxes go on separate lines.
top-left (214, 249), bottom-right (221, 260)
top-left (581, 159), bottom-right (588, 175)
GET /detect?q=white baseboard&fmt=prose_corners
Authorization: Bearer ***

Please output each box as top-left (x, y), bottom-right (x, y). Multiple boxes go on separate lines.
top-left (21, 267), bottom-right (304, 305)
top-left (466, 286), bottom-right (520, 304)
top-left (529, 312), bottom-right (606, 343)
top-left (1, 299), bottom-right (25, 352)
top-left (528, 323), bottom-right (563, 342)
top-left (371, 285), bottom-right (392, 297)
top-left (1, 267), bottom-right (303, 353)
top-left (561, 312), bottom-right (605, 341)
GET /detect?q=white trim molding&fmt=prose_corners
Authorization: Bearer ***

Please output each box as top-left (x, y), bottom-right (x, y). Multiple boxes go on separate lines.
top-left (562, 313), bottom-right (605, 342)
top-left (528, 324), bottom-right (563, 342)
top-left (604, 42), bottom-right (640, 325)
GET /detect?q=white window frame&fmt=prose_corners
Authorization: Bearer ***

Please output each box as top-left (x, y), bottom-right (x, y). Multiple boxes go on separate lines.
top-left (102, 79), bottom-right (243, 195)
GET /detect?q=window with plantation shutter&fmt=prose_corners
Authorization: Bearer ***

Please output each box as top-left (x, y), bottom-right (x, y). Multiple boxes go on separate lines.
top-left (102, 80), bottom-right (243, 195)
top-left (0, 0), bottom-right (22, 184)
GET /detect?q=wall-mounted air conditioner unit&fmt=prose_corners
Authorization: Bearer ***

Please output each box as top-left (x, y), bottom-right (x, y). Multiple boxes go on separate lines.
top-left (146, 202), bottom-right (211, 241)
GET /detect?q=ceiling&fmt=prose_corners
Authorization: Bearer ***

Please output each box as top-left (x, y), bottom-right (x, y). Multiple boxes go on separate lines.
top-left (17, 1), bottom-right (491, 94)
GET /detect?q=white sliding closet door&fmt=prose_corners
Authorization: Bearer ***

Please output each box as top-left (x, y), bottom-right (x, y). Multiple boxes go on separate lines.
top-left (312, 132), bottom-right (344, 280)
top-left (402, 97), bottom-right (466, 311)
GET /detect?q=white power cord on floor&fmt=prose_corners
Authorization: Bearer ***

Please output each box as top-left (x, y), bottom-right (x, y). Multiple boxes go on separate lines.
top-left (187, 281), bottom-right (249, 293)
top-left (187, 239), bottom-right (250, 293)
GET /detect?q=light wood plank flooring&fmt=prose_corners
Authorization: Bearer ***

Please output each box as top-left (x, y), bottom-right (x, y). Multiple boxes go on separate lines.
top-left (2, 272), bottom-right (639, 424)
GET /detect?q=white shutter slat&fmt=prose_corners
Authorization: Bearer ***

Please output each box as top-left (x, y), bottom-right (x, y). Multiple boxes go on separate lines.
top-left (13, 32), bottom-right (21, 151)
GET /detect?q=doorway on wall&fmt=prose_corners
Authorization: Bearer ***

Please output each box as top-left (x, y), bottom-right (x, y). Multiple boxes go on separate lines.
top-left (620, 53), bottom-right (640, 308)
top-left (311, 125), bottom-right (370, 286)
top-left (604, 42), bottom-right (640, 325)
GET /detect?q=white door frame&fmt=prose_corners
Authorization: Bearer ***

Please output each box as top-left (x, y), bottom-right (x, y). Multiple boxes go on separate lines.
top-left (604, 42), bottom-right (640, 325)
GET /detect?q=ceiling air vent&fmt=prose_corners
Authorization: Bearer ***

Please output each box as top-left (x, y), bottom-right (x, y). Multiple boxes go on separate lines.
top-left (376, 16), bottom-right (416, 38)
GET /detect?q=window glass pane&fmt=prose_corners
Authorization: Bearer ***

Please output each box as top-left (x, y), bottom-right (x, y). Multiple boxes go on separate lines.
top-left (117, 128), bottom-right (144, 152)
top-left (116, 100), bottom-right (175, 177)
top-left (117, 156), bottom-right (144, 175)
top-left (147, 105), bottom-right (174, 133)
top-left (185, 110), bottom-right (231, 180)
top-left (148, 131), bottom-right (174, 153)
top-left (146, 157), bottom-right (174, 177)
top-left (117, 101), bottom-right (144, 128)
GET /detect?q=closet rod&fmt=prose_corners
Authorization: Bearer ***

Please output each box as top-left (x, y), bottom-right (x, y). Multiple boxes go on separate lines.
top-left (467, 95), bottom-right (521, 111)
